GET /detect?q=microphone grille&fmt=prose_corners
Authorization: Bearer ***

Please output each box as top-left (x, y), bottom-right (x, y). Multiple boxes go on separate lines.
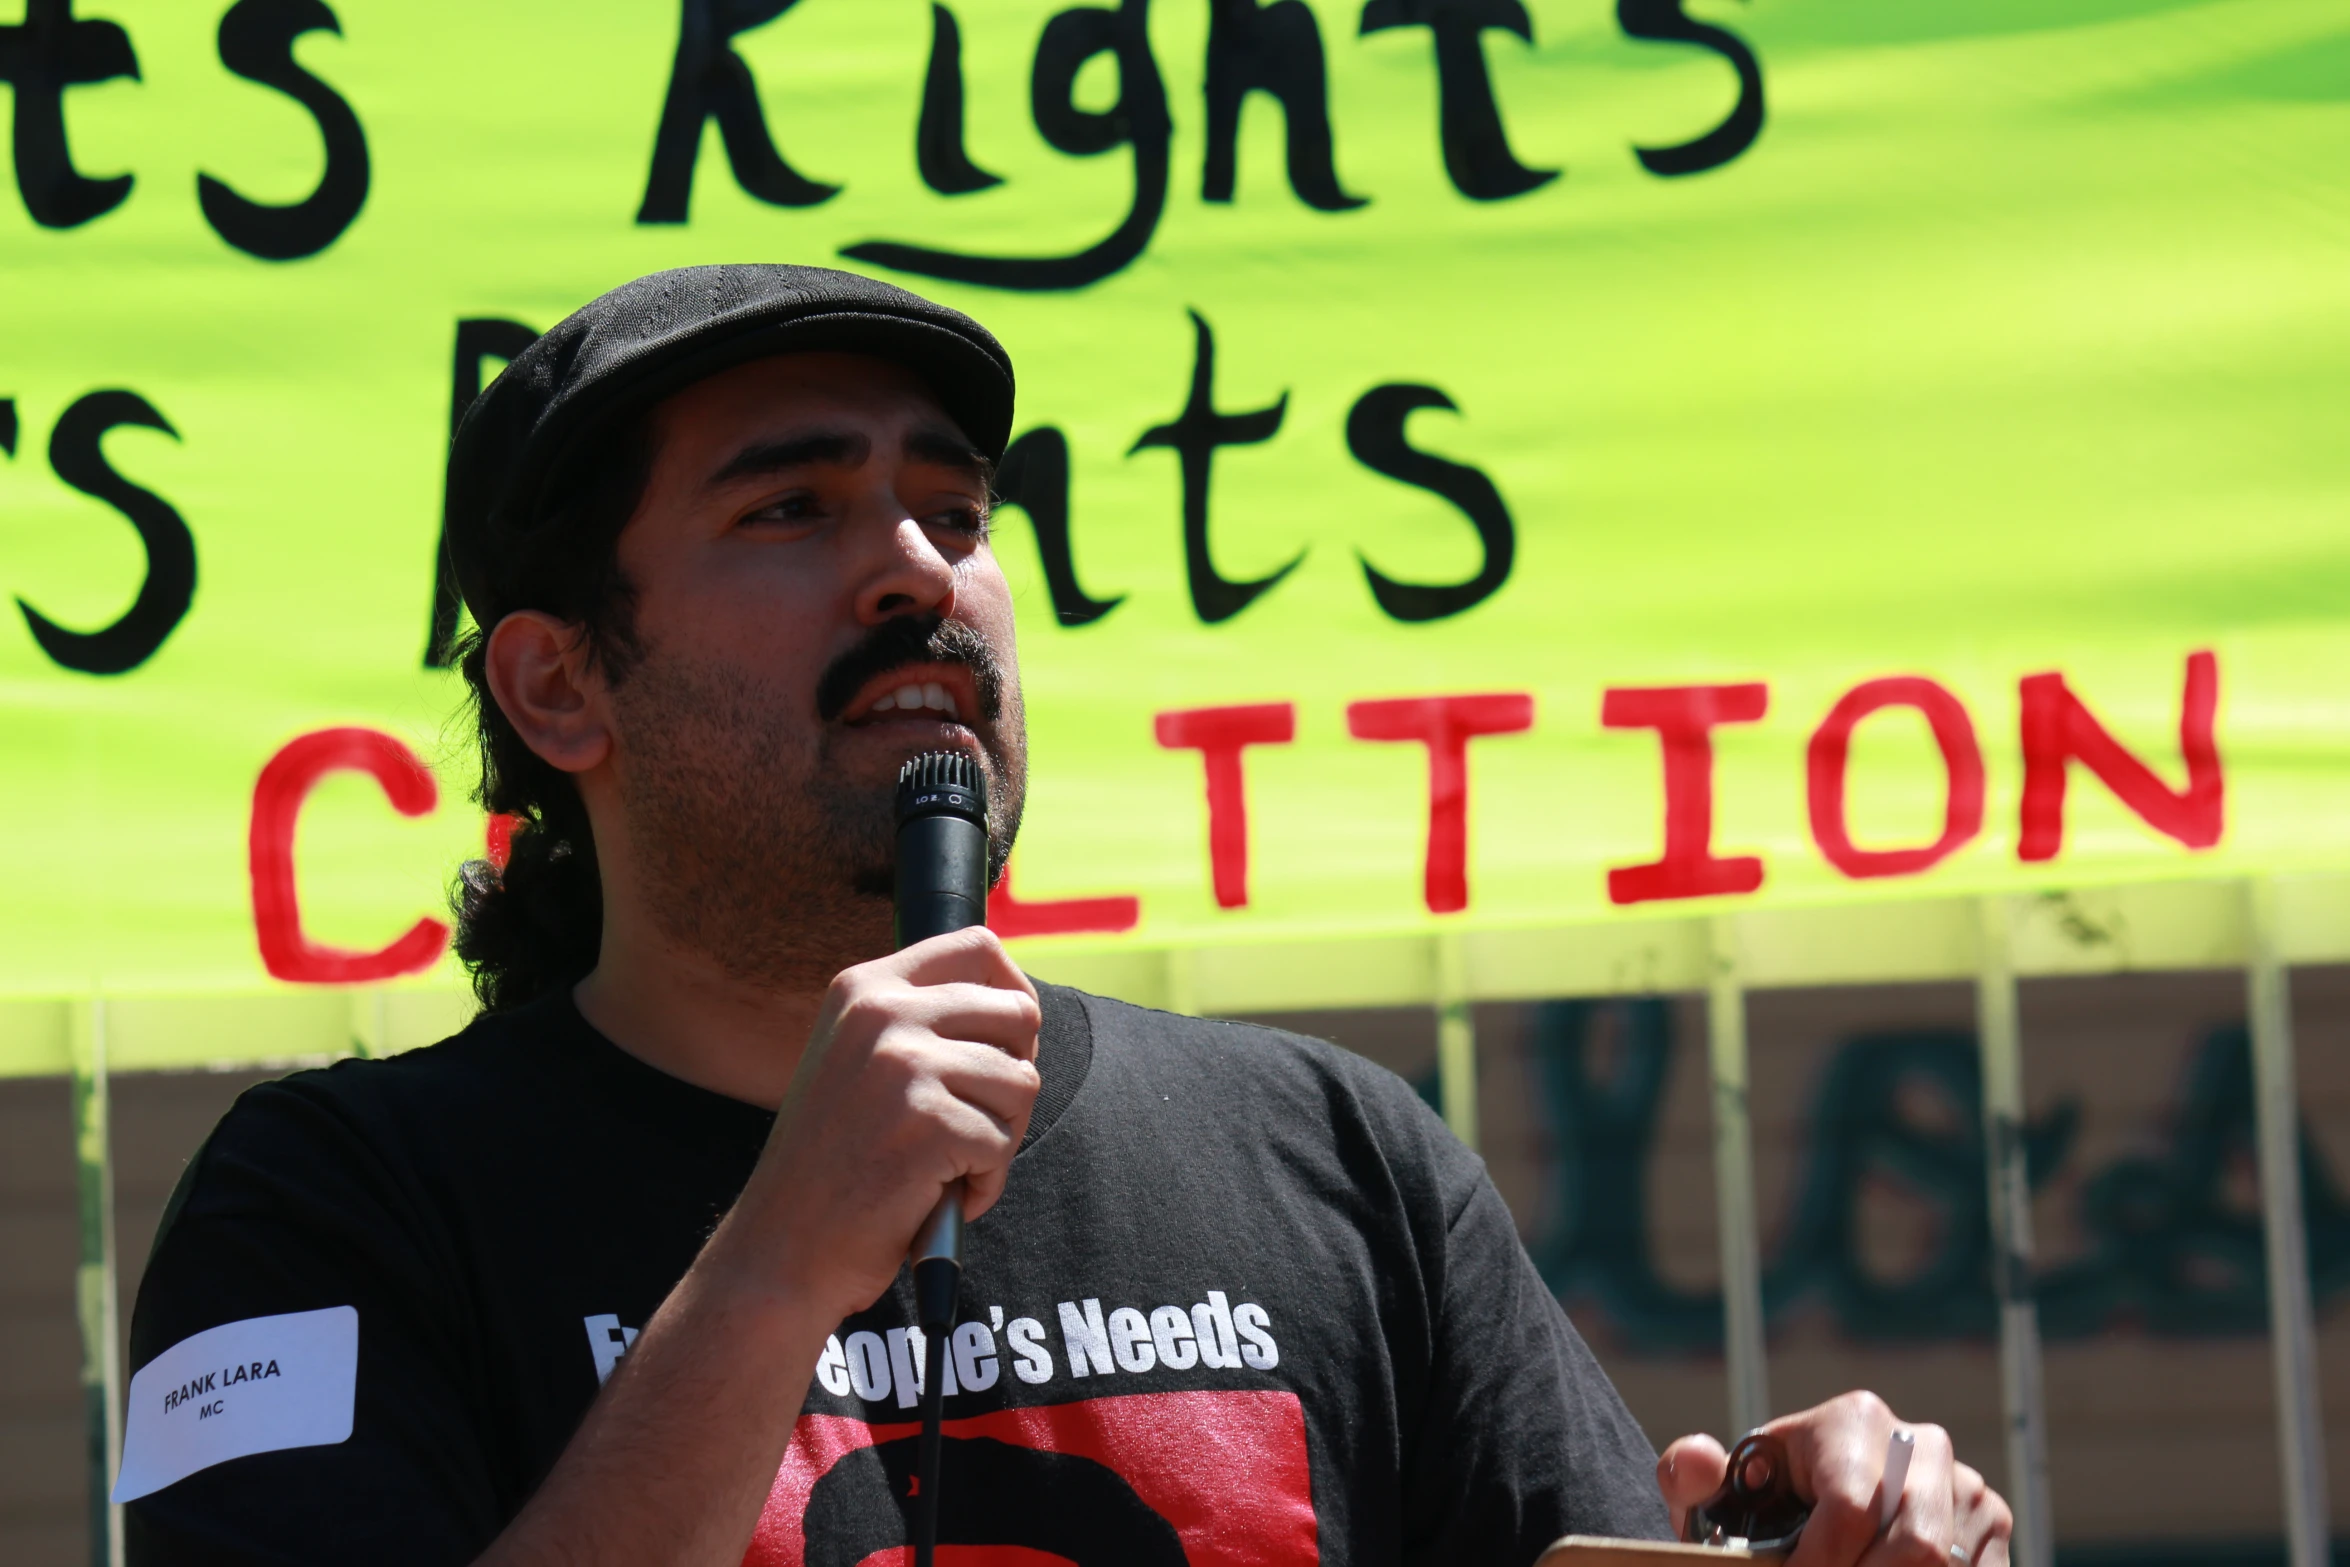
top-left (895, 750), bottom-right (987, 827)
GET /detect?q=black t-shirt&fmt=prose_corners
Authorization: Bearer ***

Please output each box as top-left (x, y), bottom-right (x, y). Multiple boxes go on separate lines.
top-left (122, 983), bottom-right (1668, 1566)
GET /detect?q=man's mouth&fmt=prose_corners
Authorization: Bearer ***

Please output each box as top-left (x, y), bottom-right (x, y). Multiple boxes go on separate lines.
top-left (840, 662), bottom-right (983, 727)
top-left (814, 616), bottom-right (1007, 729)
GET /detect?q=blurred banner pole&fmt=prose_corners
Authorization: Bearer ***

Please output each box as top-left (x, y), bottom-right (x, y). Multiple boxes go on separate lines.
top-left (70, 998), bottom-right (122, 1567)
top-left (1707, 916), bottom-right (1769, 1436)
top-left (1164, 948), bottom-right (1197, 1020)
top-left (1976, 898), bottom-right (2052, 1567)
top-left (1436, 934), bottom-right (1479, 1152)
top-left (2247, 878), bottom-right (2329, 1567)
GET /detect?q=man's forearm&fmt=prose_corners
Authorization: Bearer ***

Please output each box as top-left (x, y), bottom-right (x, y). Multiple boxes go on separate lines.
top-left (474, 1233), bottom-right (830, 1567)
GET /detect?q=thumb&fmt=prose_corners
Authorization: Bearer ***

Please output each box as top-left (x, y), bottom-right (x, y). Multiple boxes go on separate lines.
top-left (1657, 1434), bottom-right (1730, 1536)
top-left (961, 1165), bottom-right (1007, 1220)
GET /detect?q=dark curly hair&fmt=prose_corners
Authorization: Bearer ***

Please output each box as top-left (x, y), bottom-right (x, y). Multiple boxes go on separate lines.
top-left (449, 419), bottom-right (654, 1013)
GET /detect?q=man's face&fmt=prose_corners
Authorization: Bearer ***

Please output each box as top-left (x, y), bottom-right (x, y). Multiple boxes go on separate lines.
top-left (599, 350), bottom-right (1027, 983)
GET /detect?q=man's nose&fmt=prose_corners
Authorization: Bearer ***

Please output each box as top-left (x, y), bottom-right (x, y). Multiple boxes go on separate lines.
top-left (854, 514), bottom-right (958, 624)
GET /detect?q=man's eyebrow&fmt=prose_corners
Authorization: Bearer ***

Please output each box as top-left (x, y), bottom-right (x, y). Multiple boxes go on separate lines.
top-left (705, 430), bottom-right (868, 490)
top-left (904, 428), bottom-right (989, 479)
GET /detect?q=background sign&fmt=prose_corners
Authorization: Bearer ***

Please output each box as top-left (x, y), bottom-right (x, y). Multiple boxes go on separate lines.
top-left (3, 0), bottom-right (2347, 1000)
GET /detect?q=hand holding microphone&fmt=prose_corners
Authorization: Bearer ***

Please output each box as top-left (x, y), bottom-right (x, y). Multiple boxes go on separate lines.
top-left (733, 754), bottom-right (1034, 1344)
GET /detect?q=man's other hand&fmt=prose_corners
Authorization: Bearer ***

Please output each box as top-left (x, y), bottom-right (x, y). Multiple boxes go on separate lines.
top-left (732, 925), bottom-right (1041, 1326)
top-left (1657, 1392), bottom-right (2013, 1567)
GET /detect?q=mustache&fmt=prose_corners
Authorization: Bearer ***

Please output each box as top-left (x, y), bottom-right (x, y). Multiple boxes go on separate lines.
top-left (814, 615), bottom-right (1007, 724)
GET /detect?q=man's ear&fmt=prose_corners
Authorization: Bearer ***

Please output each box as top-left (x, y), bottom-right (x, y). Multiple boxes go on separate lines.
top-left (484, 611), bottom-right (615, 776)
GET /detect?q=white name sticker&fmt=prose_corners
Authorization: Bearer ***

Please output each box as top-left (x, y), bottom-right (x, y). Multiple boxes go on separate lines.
top-left (114, 1305), bottom-right (358, 1503)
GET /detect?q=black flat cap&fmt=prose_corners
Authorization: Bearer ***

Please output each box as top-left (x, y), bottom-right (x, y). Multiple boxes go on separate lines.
top-left (444, 263), bottom-right (1015, 631)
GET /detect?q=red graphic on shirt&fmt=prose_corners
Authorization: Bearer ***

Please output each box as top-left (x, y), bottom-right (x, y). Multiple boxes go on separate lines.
top-left (744, 1389), bottom-right (1317, 1566)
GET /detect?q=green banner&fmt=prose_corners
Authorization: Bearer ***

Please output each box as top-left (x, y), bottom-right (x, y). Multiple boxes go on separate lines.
top-left (2, 0), bottom-right (2346, 1003)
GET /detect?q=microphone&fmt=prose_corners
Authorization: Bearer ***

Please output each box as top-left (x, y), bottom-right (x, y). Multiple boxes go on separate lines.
top-left (893, 750), bottom-right (989, 1567)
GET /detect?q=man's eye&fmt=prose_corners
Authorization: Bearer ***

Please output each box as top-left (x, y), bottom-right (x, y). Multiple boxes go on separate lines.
top-left (747, 493), bottom-right (822, 525)
top-left (932, 504), bottom-right (989, 538)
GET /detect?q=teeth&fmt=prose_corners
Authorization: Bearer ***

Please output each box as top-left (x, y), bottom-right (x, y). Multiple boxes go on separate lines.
top-left (861, 680), bottom-right (963, 721)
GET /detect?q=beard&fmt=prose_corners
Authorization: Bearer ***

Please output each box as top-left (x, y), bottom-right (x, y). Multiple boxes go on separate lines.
top-left (607, 623), bottom-right (1027, 990)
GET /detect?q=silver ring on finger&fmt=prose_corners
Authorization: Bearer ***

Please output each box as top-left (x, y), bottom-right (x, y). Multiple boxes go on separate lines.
top-left (1950, 1545), bottom-right (1972, 1564)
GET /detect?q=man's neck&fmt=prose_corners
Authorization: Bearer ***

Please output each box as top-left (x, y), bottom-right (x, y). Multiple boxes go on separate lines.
top-left (573, 913), bottom-right (870, 1110)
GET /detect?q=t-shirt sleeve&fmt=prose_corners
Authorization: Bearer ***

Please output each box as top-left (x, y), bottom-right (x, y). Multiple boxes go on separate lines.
top-left (1401, 1115), bottom-right (1672, 1564)
top-left (124, 1079), bottom-right (504, 1567)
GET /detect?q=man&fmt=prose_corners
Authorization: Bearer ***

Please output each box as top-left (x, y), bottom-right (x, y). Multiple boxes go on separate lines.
top-left (123, 265), bottom-right (2011, 1566)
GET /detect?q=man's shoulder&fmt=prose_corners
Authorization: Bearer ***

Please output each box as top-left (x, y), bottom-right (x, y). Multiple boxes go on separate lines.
top-left (1046, 982), bottom-right (1448, 1137)
top-left (242, 995), bottom-right (571, 1129)
top-left (178, 997), bottom-right (583, 1205)
top-left (1052, 983), bottom-right (1356, 1064)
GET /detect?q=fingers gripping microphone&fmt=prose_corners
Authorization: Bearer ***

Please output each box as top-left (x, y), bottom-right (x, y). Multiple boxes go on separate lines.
top-left (893, 752), bottom-right (988, 1567)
